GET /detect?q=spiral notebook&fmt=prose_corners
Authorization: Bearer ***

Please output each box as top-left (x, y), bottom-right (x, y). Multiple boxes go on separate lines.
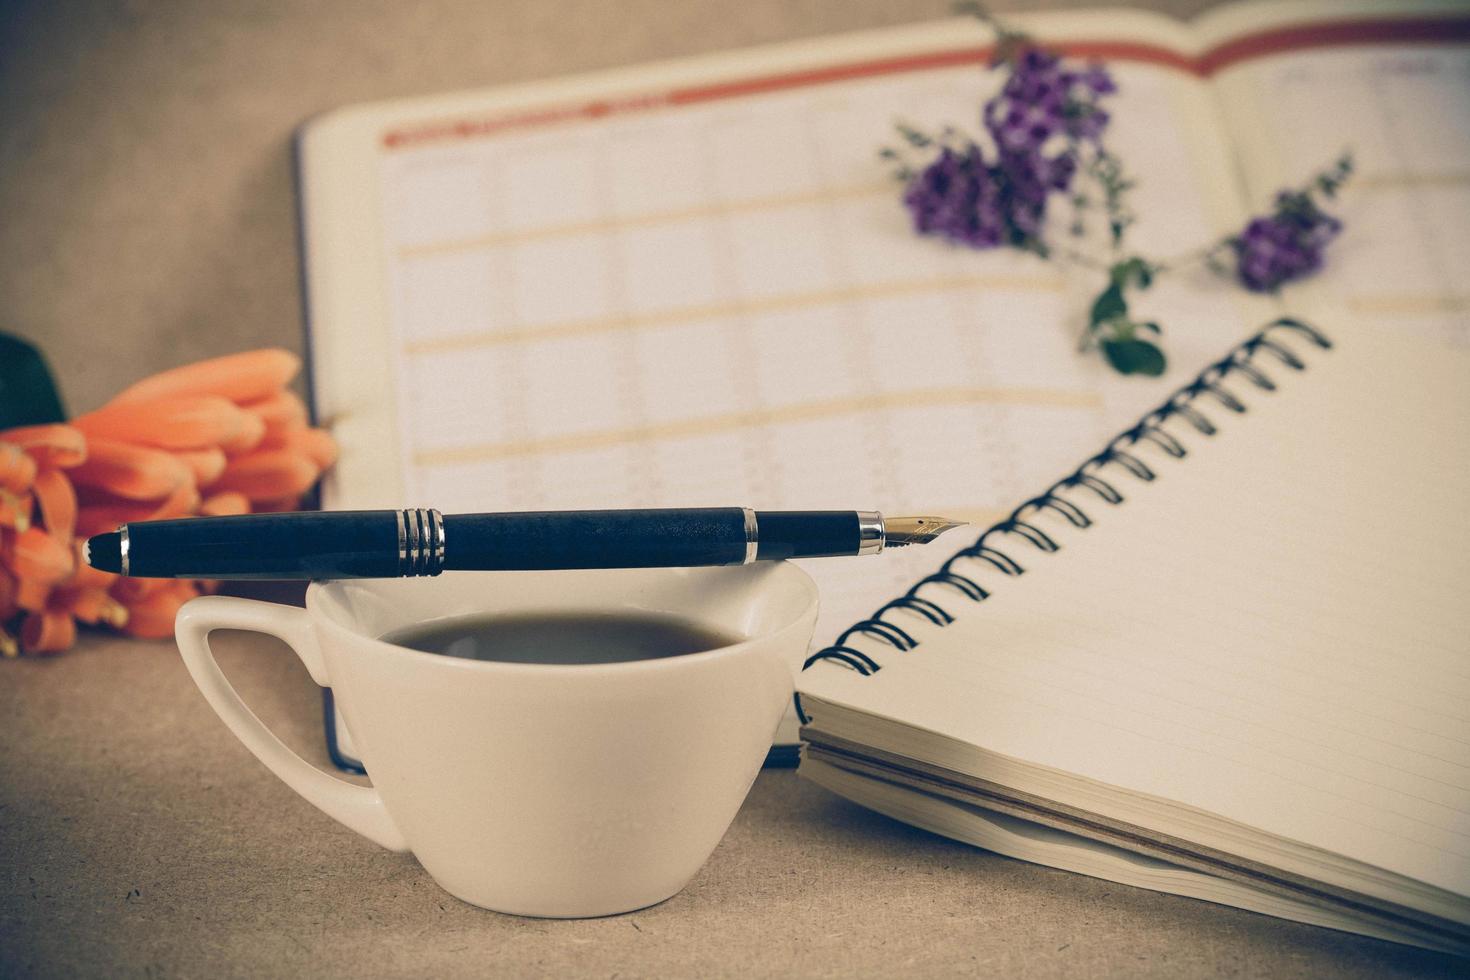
top-left (796, 320), bottom-right (1470, 953)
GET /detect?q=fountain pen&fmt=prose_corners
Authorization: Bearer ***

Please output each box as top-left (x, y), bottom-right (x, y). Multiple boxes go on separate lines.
top-left (82, 508), bottom-right (967, 579)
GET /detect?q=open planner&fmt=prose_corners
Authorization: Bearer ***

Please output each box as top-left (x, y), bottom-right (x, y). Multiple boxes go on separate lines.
top-left (296, 0), bottom-right (1469, 867)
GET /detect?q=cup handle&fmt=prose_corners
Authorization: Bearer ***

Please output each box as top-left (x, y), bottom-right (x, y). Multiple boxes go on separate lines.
top-left (174, 595), bottom-right (409, 852)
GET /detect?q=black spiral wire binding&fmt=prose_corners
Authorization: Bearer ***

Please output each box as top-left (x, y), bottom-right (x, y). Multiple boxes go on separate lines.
top-left (794, 318), bottom-right (1331, 724)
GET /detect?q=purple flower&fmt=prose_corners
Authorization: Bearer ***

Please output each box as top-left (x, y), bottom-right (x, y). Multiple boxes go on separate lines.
top-left (903, 145), bottom-right (1006, 248)
top-left (986, 100), bottom-right (1060, 154)
top-left (1003, 50), bottom-right (1065, 103)
top-left (1230, 191), bottom-right (1343, 292)
top-left (1028, 151), bottom-right (1076, 191)
top-left (1067, 106), bottom-right (1109, 143)
top-left (1078, 64), bottom-right (1117, 95)
top-left (902, 142), bottom-right (1070, 250)
top-left (983, 51), bottom-right (1116, 156)
top-left (897, 46), bottom-right (1118, 252)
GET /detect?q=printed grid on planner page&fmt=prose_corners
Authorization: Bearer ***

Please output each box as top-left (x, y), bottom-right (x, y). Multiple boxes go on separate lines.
top-left (376, 58), bottom-right (1236, 646)
top-left (1221, 42), bottom-right (1470, 347)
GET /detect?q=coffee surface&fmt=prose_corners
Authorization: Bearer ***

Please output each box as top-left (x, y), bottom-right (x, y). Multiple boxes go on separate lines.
top-left (381, 611), bottom-right (743, 665)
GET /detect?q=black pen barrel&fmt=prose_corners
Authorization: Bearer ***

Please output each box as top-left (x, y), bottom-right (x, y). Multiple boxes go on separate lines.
top-left (444, 508), bottom-right (750, 570)
top-left (754, 511), bottom-right (861, 560)
top-left (121, 511), bottom-right (401, 579)
top-left (110, 507), bottom-right (870, 578)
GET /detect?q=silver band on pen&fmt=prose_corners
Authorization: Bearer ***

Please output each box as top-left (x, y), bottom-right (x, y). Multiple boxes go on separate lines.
top-left (742, 507), bottom-right (759, 564)
top-left (431, 508), bottom-right (445, 573)
top-left (856, 510), bottom-right (885, 556)
top-left (119, 524), bottom-right (131, 576)
top-left (398, 508), bottom-right (446, 576)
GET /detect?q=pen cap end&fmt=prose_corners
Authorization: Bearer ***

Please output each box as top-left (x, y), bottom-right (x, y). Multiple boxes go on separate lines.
top-left (85, 531), bottom-right (123, 574)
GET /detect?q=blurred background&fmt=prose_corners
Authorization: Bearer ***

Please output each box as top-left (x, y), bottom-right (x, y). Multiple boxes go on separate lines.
top-left (0, 0), bottom-right (1225, 414)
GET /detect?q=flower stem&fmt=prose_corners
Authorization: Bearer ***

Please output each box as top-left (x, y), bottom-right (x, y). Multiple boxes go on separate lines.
top-left (1050, 246), bottom-right (1110, 272)
top-left (1156, 241), bottom-right (1226, 271)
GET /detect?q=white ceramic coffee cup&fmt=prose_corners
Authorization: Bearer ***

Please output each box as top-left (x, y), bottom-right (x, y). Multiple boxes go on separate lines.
top-left (173, 562), bottom-right (818, 917)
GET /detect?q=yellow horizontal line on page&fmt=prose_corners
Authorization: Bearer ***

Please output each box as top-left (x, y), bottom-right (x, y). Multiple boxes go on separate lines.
top-left (399, 181), bottom-right (890, 259)
top-left (414, 385), bottom-right (1102, 467)
top-left (403, 273), bottom-right (1066, 355)
top-left (1348, 294), bottom-right (1469, 315)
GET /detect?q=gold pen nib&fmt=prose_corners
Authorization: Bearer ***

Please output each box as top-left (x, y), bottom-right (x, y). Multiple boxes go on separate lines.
top-left (882, 516), bottom-right (969, 548)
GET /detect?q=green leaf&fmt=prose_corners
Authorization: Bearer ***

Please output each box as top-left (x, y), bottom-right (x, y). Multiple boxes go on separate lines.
top-left (895, 122), bottom-right (932, 148)
top-left (0, 332), bottom-right (66, 428)
top-left (1109, 256), bottom-right (1155, 290)
top-left (1101, 337), bottom-right (1167, 376)
top-left (1089, 283), bottom-right (1128, 327)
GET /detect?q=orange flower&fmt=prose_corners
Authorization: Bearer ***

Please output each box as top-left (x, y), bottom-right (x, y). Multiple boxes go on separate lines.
top-left (260, 427), bottom-right (338, 470)
top-left (242, 389), bottom-right (308, 434)
top-left (0, 424), bottom-right (86, 469)
top-left (75, 481), bottom-right (202, 538)
top-left (210, 449), bottom-right (321, 501)
top-left (20, 609), bottom-right (75, 655)
top-left (14, 576), bottom-right (51, 614)
top-left (216, 411), bottom-right (267, 456)
top-left (0, 488), bottom-right (32, 533)
top-left (2, 347), bottom-right (337, 656)
top-left (73, 396), bottom-right (256, 451)
top-left (69, 439), bottom-right (192, 500)
top-left (175, 447), bottom-right (228, 485)
top-left (109, 349), bottom-right (300, 407)
top-left (54, 586), bottom-right (128, 628)
top-left (31, 469), bottom-right (76, 544)
top-left (3, 526), bottom-right (74, 584)
top-left (199, 491), bottom-right (250, 517)
top-left (122, 581), bottom-right (200, 639)
top-left (0, 443), bottom-right (37, 493)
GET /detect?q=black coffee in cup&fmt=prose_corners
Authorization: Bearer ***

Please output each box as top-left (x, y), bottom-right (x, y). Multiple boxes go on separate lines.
top-left (381, 611), bottom-right (744, 666)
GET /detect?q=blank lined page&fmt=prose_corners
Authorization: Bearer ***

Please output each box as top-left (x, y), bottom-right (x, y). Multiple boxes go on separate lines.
top-left (802, 323), bottom-right (1470, 902)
